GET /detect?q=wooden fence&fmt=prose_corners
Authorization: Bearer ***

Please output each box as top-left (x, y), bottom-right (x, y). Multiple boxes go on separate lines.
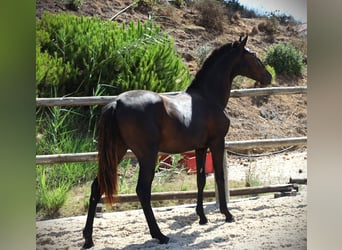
top-left (36, 86), bottom-right (307, 165)
top-left (108, 184), bottom-right (298, 203)
top-left (36, 137), bottom-right (307, 165)
top-left (36, 86), bottom-right (307, 202)
top-left (36, 86), bottom-right (307, 107)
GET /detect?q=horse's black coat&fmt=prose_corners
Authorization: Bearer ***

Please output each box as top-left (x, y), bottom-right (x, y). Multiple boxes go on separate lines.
top-left (82, 36), bottom-right (271, 248)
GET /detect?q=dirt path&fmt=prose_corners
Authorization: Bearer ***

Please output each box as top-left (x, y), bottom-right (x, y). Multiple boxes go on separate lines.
top-left (36, 150), bottom-right (307, 249)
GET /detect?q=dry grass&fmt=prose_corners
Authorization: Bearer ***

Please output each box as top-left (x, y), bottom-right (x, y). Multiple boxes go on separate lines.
top-left (194, 0), bottom-right (227, 34)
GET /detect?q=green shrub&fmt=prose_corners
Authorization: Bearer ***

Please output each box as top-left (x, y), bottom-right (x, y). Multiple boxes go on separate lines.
top-left (64, 0), bottom-right (84, 10)
top-left (195, 45), bottom-right (213, 67)
top-left (36, 166), bottom-right (71, 217)
top-left (265, 43), bottom-right (303, 75)
top-left (266, 65), bottom-right (276, 83)
top-left (36, 13), bottom-right (191, 97)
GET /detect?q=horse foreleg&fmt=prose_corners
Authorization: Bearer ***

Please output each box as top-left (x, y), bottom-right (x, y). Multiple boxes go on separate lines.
top-left (136, 159), bottom-right (169, 244)
top-left (195, 148), bottom-right (208, 225)
top-left (83, 177), bottom-right (102, 249)
top-left (211, 143), bottom-right (234, 223)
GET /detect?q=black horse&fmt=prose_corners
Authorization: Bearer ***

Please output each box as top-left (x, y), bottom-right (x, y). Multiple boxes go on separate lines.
top-left (82, 36), bottom-right (272, 248)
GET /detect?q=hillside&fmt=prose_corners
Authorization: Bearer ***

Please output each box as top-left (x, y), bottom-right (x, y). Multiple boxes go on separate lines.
top-left (36, 0), bottom-right (307, 150)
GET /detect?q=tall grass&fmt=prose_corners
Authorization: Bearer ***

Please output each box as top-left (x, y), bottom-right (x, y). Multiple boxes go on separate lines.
top-left (36, 86), bottom-right (100, 218)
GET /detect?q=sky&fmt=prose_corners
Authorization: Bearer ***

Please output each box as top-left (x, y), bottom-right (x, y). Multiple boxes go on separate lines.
top-left (236, 0), bottom-right (307, 22)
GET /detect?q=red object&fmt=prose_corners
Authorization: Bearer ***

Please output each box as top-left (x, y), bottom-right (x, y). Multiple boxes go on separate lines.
top-left (159, 152), bottom-right (214, 174)
top-left (182, 152), bottom-right (213, 174)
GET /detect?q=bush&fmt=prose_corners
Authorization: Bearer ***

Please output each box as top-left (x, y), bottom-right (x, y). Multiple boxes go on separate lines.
top-left (64, 0), bottom-right (84, 10)
top-left (36, 166), bottom-right (71, 217)
top-left (195, 45), bottom-right (213, 66)
top-left (265, 43), bottom-right (303, 76)
top-left (258, 18), bottom-right (278, 35)
top-left (194, 0), bottom-right (226, 33)
top-left (266, 65), bottom-right (276, 84)
top-left (36, 13), bottom-right (191, 97)
top-left (226, 0), bottom-right (257, 19)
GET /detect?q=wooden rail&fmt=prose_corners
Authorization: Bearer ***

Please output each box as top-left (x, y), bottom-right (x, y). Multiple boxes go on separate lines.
top-left (224, 137), bottom-right (307, 150)
top-left (107, 184), bottom-right (296, 203)
top-left (35, 86), bottom-right (307, 204)
top-left (36, 137), bottom-right (307, 165)
top-left (36, 86), bottom-right (307, 107)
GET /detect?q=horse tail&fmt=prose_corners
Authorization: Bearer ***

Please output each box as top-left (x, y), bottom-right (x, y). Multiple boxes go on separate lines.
top-left (97, 102), bottom-right (119, 205)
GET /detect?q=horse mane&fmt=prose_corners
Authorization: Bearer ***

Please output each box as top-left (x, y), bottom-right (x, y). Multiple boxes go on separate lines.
top-left (187, 41), bottom-right (240, 90)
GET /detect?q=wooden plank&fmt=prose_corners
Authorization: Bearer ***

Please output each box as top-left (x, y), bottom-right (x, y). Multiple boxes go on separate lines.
top-left (105, 184), bottom-right (295, 203)
top-left (36, 150), bottom-right (134, 165)
top-left (230, 86), bottom-right (307, 97)
top-left (36, 96), bottom-right (117, 107)
top-left (289, 178), bottom-right (307, 184)
top-left (36, 137), bottom-right (307, 165)
top-left (35, 137), bottom-right (307, 165)
top-left (225, 137), bottom-right (307, 150)
top-left (36, 86), bottom-right (307, 107)
top-left (229, 184), bottom-right (294, 196)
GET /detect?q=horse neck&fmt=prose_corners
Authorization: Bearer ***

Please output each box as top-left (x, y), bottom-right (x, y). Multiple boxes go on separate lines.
top-left (187, 56), bottom-right (237, 109)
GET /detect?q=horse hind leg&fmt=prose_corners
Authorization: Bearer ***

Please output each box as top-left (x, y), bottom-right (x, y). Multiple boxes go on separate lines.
top-left (82, 143), bottom-right (127, 249)
top-left (83, 177), bottom-right (101, 249)
top-left (136, 154), bottom-right (169, 244)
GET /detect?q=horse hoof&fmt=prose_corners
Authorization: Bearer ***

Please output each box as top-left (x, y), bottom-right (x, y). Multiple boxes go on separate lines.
top-left (226, 215), bottom-right (235, 223)
top-left (199, 217), bottom-right (208, 225)
top-left (158, 235), bottom-right (170, 244)
top-left (82, 238), bottom-right (94, 249)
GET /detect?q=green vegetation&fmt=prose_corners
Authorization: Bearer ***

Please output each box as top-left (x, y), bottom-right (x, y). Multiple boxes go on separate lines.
top-left (64, 0), bottom-right (85, 10)
top-left (36, 13), bottom-right (191, 97)
top-left (36, 13), bottom-right (193, 218)
top-left (35, 10), bottom-right (285, 219)
top-left (196, 44), bottom-right (214, 66)
top-left (266, 65), bottom-right (276, 83)
top-left (265, 43), bottom-right (304, 76)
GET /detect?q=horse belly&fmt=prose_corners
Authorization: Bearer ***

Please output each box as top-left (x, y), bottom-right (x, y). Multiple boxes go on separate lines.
top-left (159, 125), bottom-right (207, 154)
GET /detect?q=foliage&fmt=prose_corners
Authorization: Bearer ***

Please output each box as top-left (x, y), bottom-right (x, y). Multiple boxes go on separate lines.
top-left (36, 166), bottom-right (70, 217)
top-left (195, 44), bottom-right (213, 67)
top-left (36, 97), bottom-right (99, 217)
top-left (194, 0), bottom-right (226, 33)
top-left (36, 13), bottom-right (191, 97)
top-left (265, 43), bottom-right (304, 75)
top-left (258, 17), bottom-right (278, 35)
top-left (225, 0), bottom-right (258, 18)
top-left (64, 0), bottom-right (84, 10)
top-left (266, 65), bottom-right (276, 83)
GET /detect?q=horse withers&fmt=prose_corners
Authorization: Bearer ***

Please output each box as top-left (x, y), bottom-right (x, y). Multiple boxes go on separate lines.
top-left (82, 36), bottom-right (271, 248)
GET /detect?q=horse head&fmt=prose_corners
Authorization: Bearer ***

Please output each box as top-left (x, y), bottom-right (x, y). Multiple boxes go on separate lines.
top-left (236, 36), bottom-right (272, 87)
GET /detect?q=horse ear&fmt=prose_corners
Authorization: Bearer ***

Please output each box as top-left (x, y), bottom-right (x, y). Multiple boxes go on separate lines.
top-left (239, 36), bottom-right (248, 48)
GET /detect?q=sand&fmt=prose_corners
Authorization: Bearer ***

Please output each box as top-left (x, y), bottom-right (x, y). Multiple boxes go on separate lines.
top-left (36, 150), bottom-right (307, 250)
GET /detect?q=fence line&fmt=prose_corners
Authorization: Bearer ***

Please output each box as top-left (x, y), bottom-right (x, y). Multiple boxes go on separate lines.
top-left (36, 137), bottom-right (307, 165)
top-left (36, 86), bottom-right (307, 107)
top-left (35, 86), bottom-right (307, 203)
top-left (110, 184), bottom-right (296, 203)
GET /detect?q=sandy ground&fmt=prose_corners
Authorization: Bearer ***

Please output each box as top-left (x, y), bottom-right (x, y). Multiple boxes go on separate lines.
top-left (36, 150), bottom-right (307, 249)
